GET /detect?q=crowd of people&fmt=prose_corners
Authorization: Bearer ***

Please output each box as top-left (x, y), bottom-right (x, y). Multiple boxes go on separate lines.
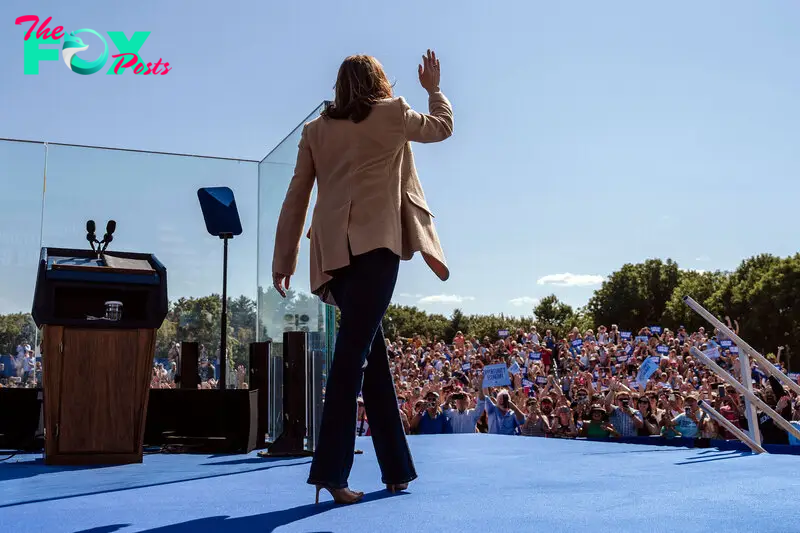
top-left (149, 341), bottom-right (248, 390)
top-left (362, 321), bottom-right (800, 446)
top-left (0, 340), bottom-right (247, 390)
top-left (0, 343), bottom-right (41, 388)
top-left (6, 321), bottom-right (799, 448)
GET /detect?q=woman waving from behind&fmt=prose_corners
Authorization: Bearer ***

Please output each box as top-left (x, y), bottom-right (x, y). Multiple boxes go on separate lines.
top-left (272, 50), bottom-right (454, 505)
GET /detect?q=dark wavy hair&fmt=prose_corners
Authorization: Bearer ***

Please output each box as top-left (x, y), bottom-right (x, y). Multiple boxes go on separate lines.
top-left (321, 55), bottom-right (394, 123)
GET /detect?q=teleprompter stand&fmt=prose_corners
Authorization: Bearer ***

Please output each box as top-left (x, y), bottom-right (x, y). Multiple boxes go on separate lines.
top-left (197, 186), bottom-right (243, 389)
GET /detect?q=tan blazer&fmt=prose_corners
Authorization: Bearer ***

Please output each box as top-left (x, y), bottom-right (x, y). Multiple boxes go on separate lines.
top-left (272, 91), bottom-right (454, 305)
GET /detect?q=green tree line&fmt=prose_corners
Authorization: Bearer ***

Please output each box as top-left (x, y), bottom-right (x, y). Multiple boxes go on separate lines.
top-left (2, 253), bottom-right (798, 369)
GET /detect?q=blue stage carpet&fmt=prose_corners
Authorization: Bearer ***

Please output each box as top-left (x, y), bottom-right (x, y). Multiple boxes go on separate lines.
top-left (2, 435), bottom-right (799, 533)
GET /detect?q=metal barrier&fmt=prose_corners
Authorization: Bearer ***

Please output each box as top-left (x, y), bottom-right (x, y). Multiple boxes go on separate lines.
top-left (683, 295), bottom-right (800, 453)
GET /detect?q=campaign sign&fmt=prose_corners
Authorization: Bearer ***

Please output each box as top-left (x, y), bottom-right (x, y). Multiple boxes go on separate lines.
top-left (703, 347), bottom-right (720, 360)
top-left (720, 340), bottom-right (733, 348)
top-left (535, 376), bottom-right (547, 385)
top-left (651, 326), bottom-right (662, 334)
top-left (482, 363), bottom-right (511, 388)
top-left (529, 351), bottom-right (541, 361)
top-left (462, 363), bottom-right (471, 371)
top-left (498, 329), bottom-right (510, 338)
top-left (635, 336), bottom-right (649, 344)
top-left (656, 345), bottom-right (669, 355)
top-left (625, 344), bottom-right (634, 355)
top-left (617, 354), bottom-right (629, 363)
top-left (509, 362), bottom-right (521, 375)
top-left (636, 356), bottom-right (661, 389)
top-left (572, 339), bottom-right (583, 349)
top-left (620, 331), bottom-right (632, 340)
top-left (730, 346), bottom-right (739, 354)
top-left (522, 378), bottom-right (534, 388)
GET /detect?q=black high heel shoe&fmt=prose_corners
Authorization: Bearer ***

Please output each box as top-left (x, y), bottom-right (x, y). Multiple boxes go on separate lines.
top-left (314, 485), bottom-right (364, 505)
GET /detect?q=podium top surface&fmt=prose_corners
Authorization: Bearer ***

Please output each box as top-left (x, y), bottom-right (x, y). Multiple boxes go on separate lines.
top-left (50, 254), bottom-right (155, 275)
top-left (38, 247), bottom-right (165, 287)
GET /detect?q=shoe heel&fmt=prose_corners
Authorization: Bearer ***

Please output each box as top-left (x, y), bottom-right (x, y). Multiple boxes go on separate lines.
top-left (315, 485), bottom-right (322, 505)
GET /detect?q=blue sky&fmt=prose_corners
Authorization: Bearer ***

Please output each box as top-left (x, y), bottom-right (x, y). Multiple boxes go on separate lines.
top-left (1, 0), bottom-right (798, 318)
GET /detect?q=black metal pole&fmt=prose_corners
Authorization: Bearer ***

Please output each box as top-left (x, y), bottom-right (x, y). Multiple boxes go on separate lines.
top-left (220, 235), bottom-right (229, 389)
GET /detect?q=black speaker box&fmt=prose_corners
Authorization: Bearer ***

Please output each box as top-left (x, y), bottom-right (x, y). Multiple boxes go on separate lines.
top-left (0, 388), bottom-right (43, 451)
top-left (178, 341), bottom-right (199, 389)
top-left (144, 389), bottom-right (258, 453)
top-left (249, 341), bottom-right (270, 449)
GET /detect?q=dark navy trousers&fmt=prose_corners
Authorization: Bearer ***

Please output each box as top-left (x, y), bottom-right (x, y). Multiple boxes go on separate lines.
top-left (307, 248), bottom-right (417, 488)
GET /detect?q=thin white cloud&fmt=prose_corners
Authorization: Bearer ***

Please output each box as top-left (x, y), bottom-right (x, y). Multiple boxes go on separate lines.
top-left (418, 294), bottom-right (475, 304)
top-left (509, 296), bottom-right (538, 307)
top-left (397, 293), bottom-right (424, 298)
top-left (536, 273), bottom-right (605, 287)
top-left (695, 255), bottom-right (711, 262)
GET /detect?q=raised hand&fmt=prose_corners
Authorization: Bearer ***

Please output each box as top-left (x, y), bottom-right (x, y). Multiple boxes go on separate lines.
top-left (418, 49), bottom-right (440, 94)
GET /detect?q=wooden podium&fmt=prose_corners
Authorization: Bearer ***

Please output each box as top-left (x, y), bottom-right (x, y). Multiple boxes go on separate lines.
top-left (32, 247), bottom-right (168, 466)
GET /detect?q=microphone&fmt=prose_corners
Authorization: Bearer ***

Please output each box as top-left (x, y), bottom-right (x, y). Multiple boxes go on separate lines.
top-left (86, 220), bottom-right (97, 251)
top-left (100, 220), bottom-right (116, 252)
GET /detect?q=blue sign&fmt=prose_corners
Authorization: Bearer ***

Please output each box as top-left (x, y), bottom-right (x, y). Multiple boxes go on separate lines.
top-left (529, 351), bottom-right (541, 361)
top-left (509, 362), bottom-right (521, 375)
top-left (635, 336), bottom-right (649, 344)
top-left (720, 340), bottom-right (733, 348)
top-left (482, 363), bottom-right (511, 388)
top-left (572, 339), bottom-right (583, 349)
top-left (462, 363), bottom-right (471, 371)
top-left (651, 326), bottom-right (662, 334)
top-left (636, 356), bottom-right (661, 388)
top-left (620, 331), bottom-right (632, 340)
top-left (657, 345), bottom-right (669, 355)
top-left (624, 345), bottom-right (634, 355)
top-left (498, 329), bottom-right (509, 338)
top-left (730, 346), bottom-right (739, 354)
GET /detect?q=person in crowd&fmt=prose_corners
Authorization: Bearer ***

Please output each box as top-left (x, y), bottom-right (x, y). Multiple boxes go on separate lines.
top-left (442, 391), bottom-right (483, 433)
top-left (356, 397), bottom-right (371, 437)
top-left (478, 387), bottom-right (524, 435)
top-left (758, 376), bottom-right (793, 445)
top-left (580, 404), bottom-right (618, 438)
top-left (550, 405), bottom-right (578, 438)
top-left (397, 395), bottom-right (411, 435)
top-left (671, 393), bottom-right (707, 438)
top-left (605, 381), bottom-right (644, 437)
top-left (637, 395), bottom-right (660, 436)
top-left (520, 397), bottom-right (550, 437)
top-left (411, 391), bottom-right (452, 434)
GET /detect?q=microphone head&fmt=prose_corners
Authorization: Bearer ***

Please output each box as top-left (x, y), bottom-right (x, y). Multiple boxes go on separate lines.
top-left (86, 220), bottom-right (96, 233)
top-left (106, 220), bottom-right (116, 234)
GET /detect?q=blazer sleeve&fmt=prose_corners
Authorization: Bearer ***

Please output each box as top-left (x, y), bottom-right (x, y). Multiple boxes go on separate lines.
top-left (402, 91), bottom-right (454, 143)
top-left (272, 123), bottom-right (315, 276)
